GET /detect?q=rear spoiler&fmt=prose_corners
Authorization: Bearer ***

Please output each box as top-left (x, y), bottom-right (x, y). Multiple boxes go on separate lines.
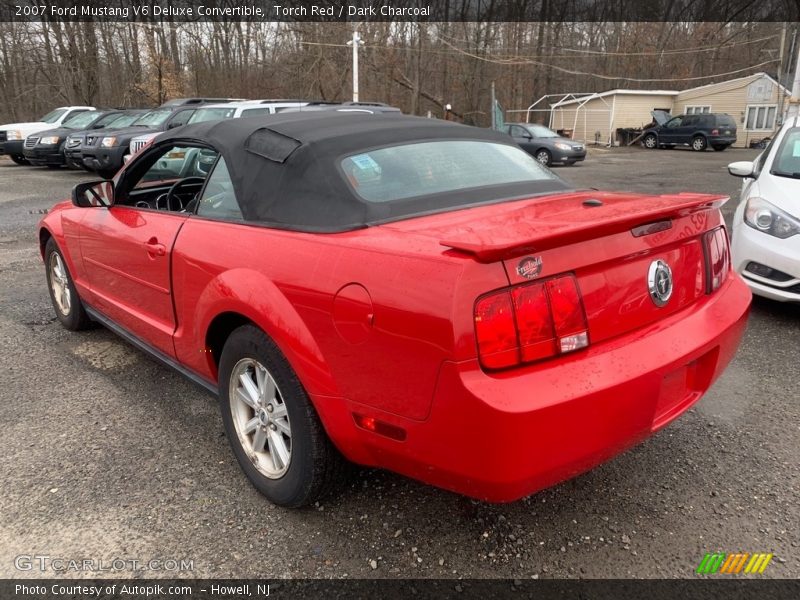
top-left (440, 193), bottom-right (728, 263)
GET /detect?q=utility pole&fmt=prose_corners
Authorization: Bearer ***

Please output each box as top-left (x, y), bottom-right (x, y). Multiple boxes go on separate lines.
top-left (347, 31), bottom-right (363, 103)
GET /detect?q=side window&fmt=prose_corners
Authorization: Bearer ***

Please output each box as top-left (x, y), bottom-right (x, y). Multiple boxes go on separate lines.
top-left (167, 109), bottom-right (194, 129)
top-left (196, 158), bottom-right (243, 221)
top-left (241, 108), bottom-right (270, 118)
top-left (510, 125), bottom-right (527, 137)
top-left (118, 144), bottom-right (218, 211)
top-left (93, 113), bottom-right (122, 128)
top-left (752, 135), bottom-right (778, 179)
top-left (134, 146), bottom-right (211, 187)
top-left (665, 117), bottom-right (683, 129)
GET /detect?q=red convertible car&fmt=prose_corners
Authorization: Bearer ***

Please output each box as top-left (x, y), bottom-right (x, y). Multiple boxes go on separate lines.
top-left (38, 113), bottom-right (750, 506)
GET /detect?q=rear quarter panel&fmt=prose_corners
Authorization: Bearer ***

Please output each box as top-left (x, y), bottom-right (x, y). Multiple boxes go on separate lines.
top-left (171, 218), bottom-right (507, 421)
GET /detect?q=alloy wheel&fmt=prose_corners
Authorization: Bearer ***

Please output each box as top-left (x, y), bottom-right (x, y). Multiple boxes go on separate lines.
top-left (49, 252), bottom-right (71, 315)
top-left (229, 358), bottom-right (292, 479)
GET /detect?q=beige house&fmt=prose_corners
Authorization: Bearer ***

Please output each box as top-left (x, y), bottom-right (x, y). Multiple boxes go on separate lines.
top-left (547, 73), bottom-right (790, 147)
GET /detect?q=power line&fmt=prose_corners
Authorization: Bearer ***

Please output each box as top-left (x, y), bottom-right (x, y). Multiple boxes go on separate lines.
top-left (437, 33), bottom-right (778, 56)
top-left (438, 38), bottom-right (778, 83)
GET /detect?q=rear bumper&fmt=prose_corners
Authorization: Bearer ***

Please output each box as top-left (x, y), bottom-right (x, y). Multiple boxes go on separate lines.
top-left (553, 147), bottom-right (586, 163)
top-left (0, 140), bottom-right (23, 156)
top-left (316, 273), bottom-right (751, 502)
top-left (23, 146), bottom-right (65, 166)
top-left (709, 136), bottom-right (737, 146)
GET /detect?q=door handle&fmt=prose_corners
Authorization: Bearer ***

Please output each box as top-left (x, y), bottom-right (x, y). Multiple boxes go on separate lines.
top-left (145, 237), bottom-right (166, 257)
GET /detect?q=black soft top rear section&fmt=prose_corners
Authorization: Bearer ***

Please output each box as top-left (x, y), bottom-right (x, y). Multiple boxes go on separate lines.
top-left (157, 112), bottom-right (572, 232)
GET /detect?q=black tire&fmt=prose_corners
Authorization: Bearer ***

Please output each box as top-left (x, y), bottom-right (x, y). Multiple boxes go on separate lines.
top-left (691, 136), bottom-right (707, 151)
top-left (218, 324), bottom-right (346, 507)
top-left (97, 169), bottom-right (116, 180)
top-left (44, 238), bottom-right (92, 331)
top-left (643, 133), bottom-right (658, 149)
top-left (9, 154), bottom-right (29, 165)
top-left (712, 144), bottom-right (730, 152)
top-left (534, 149), bottom-right (552, 166)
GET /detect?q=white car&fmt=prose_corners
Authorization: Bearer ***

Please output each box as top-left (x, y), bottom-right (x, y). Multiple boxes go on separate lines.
top-left (728, 115), bottom-right (800, 302)
top-left (0, 106), bottom-right (95, 165)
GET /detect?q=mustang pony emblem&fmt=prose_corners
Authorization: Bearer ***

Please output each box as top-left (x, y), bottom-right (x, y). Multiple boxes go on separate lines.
top-left (648, 259), bottom-right (673, 307)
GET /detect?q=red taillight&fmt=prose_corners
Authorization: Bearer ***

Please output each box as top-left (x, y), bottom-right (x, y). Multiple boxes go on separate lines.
top-left (703, 226), bottom-right (730, 293)
top-left (512, 283), bottom-right (555, 362)
top-left (475, 274), bottom-right (589, 370)
top-left (711, 128), bottom-right (719, 135)
top-left (546, 276), bottom-right (590, 353)
top-left (474, 291), bottom-right (519, 369)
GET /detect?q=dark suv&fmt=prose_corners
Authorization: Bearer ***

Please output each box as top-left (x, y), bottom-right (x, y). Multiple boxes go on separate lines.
top-left (642, 113), bottom-right (737, 151)
top-left (81, 106), bottom-right (201, 179)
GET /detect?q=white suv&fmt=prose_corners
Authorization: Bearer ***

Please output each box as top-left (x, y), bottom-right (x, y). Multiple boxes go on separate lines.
top-left (0, 106), bottom-right (95, 164)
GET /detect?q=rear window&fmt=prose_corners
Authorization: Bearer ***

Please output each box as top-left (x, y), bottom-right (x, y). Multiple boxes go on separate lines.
top-left (340, 140), bottom-right (560, 203)
top-left (716, 115), bottom-right (736, 128)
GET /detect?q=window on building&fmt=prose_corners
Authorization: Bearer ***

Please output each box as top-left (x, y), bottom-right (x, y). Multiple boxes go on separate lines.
top-left (745, 105), bottom-right (777, 130)
top-left (685, 105), bottom-right (711, 115)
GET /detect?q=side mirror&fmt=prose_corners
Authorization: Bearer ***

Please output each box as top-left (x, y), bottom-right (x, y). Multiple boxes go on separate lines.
top-left (167, 121), bottom-right (183, 130)
top-left (72, 180), bottom-right (111, 207)
top-left (727, 161), bottom-right (755, 178)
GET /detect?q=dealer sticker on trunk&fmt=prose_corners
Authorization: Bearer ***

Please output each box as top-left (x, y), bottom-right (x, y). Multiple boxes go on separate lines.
top-left (517, 256), bottom-right (543, 279)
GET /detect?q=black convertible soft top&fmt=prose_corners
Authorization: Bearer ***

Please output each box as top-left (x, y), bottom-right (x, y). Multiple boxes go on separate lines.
top-left (156, 112), bottom-right (571, 232)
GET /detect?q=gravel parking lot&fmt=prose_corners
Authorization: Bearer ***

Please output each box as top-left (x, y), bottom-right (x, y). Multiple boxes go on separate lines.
top-left (0, 147), bottom-right (798, 579)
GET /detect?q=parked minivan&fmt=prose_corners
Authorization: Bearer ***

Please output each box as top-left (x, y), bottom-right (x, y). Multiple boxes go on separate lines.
top-left (642, 113), bottom-right (737, 151)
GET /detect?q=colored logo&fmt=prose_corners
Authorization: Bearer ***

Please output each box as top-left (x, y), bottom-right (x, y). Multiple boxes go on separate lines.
top-left (516, 256), bottom-right (543, 279)
top-left (696, 552), bottom-right (773, 574)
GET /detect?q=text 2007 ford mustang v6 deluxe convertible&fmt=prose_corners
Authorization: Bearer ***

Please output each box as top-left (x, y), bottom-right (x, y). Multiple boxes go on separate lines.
top-left (38, 113), bottom-right (750, 506)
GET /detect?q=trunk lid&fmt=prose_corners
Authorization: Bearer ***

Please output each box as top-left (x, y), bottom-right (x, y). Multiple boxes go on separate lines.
top-left (383, 190), bottom-right (727, 346)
